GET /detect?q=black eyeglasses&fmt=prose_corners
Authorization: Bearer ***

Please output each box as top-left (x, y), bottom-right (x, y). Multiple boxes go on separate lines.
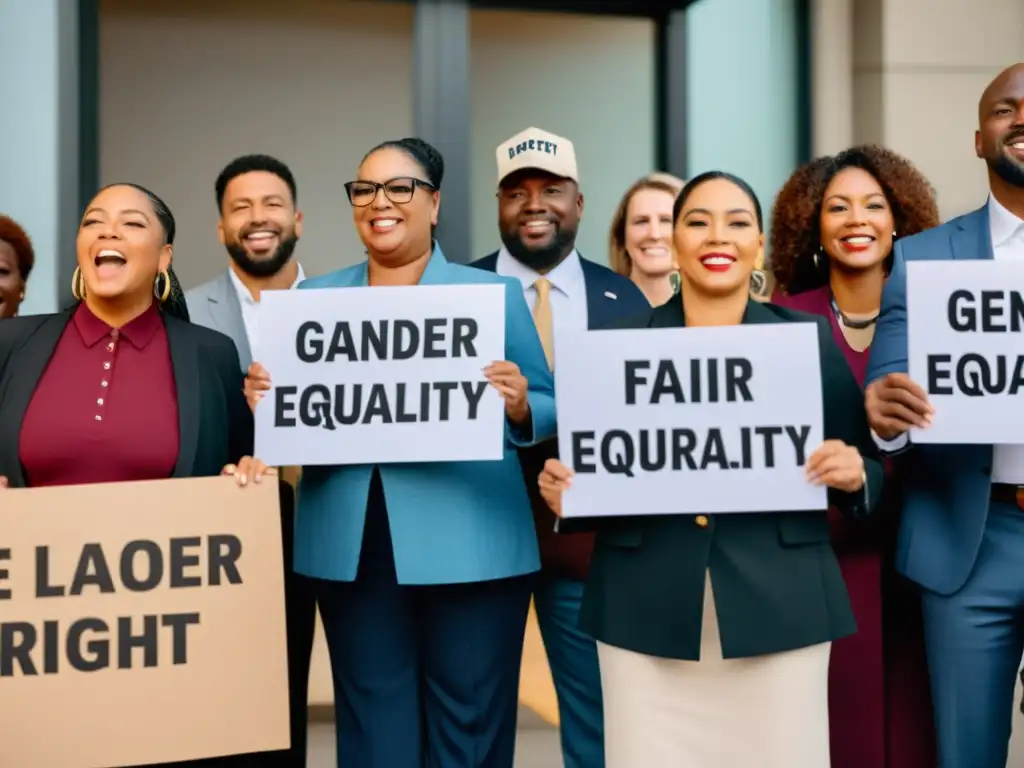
top-left (344, 177), bottom-right (436, 207)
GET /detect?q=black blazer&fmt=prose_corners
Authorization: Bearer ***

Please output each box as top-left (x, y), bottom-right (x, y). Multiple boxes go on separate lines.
top-left (0, 308), bottom-right (253, 486)
top-left (576, 297), bottom-right (884, 660)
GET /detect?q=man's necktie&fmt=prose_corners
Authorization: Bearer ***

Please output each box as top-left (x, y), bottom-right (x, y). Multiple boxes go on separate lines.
top-left (533, 277), bottom-right (554, 370)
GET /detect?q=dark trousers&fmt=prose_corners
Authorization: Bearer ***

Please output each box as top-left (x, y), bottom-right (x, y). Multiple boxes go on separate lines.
top-left (921, 502), bottom-right (1024, 768)
top-left (316, 472), bottom-right (534, 768)
top-left (259, 484), bottom-right (317, 767)
top-left (533, 576), bottom-right (604, 768)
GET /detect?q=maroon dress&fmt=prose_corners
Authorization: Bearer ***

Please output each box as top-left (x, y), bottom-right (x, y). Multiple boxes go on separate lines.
top-left (772, 286), bottom-right (936, 768)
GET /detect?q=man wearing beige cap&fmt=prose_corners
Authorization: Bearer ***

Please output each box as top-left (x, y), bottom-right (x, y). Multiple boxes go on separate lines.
top-left (471, 127), bottom-right (648, 767)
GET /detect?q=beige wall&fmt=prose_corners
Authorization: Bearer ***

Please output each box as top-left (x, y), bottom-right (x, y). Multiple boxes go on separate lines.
top-left (812, 0), bottom-right (1024, 219)
top-left (468, 8), bottom-right (656, 266)
top-left (99, 1), bottom-right (656, 289)
top-left (98, 0), bottom-right (415, 291)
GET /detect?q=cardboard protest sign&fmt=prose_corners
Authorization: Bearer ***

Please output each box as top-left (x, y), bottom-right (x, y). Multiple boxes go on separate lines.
top-left (0, 477), bottom-right (289, 767)
top-left (555, 322), bottom-right (827, 517)
top-left (907, 260), bottom-right (1024, 443)
top-left (254, 284), bottom-right (507, 466)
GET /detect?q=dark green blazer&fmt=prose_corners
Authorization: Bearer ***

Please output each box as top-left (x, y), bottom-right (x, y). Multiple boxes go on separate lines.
top-left (574, 297), bottom-right (884, 660)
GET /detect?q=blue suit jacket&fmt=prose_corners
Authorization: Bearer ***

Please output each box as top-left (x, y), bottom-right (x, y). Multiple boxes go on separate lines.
top-left (866, 205), bottom-right (996, 596)
top-left (292, 246), bottom-right (556, 585)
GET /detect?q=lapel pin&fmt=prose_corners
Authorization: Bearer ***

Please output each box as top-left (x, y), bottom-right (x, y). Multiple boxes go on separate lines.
top-left (604, 291), bottom-right (618, 300)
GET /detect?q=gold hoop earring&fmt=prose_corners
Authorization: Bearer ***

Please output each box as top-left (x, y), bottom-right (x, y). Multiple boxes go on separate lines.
top-left (71, 267), bottom-right (85, 300)
top-left (154, 270), bottom-right (171, 303)
top-left (750, 269), bottom-right (767, 296)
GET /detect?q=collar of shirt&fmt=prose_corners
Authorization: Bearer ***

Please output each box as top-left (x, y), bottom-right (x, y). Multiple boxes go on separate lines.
top-left (73, 301), bottom-right (162, 349)
top-left (495, 246), bottom-right (585, 301)
top-left (988, 193), bottom-right (1024, 248)
top-left (228, 262), bottom-right (306, 306)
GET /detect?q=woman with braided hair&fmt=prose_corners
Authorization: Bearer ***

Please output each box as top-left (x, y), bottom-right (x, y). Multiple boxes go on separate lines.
top-left (0, 183), bottom-right (268, 766)
top-left (770, 145), bottom-right (940, 768)
top-left (246, 137), bottom-right (556, 768)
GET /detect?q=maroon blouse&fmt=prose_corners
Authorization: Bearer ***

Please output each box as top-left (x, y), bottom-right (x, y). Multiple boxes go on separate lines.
top-left (19, 303), bottom-right (180, 487)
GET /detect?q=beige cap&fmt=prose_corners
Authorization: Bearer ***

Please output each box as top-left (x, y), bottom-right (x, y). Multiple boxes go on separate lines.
top-left (496, 127), bottom-right (578, 186)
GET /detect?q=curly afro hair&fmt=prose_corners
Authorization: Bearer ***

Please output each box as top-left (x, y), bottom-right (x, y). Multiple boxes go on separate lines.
top-left (769, 145), bottom-right (940, 296)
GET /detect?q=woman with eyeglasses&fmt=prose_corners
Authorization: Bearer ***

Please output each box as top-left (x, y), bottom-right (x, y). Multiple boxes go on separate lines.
top-left (244, 137), bottom-right (555, 768)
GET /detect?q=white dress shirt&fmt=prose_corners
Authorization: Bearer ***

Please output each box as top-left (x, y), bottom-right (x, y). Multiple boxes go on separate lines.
top-left (495, 246), bottom-right (589, 335)
top-left (228, 263), bottom-right (305, 358)
top-left (875, 195), bottom-right (1024, 482)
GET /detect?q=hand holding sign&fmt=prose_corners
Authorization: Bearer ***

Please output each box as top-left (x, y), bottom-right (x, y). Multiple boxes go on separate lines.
top-left (245, 362), bottom-right (272, 413)
top-left (221, 456), bottom-right (277, 487)
top-left (538, 458), bottom-right (573, 518)
top-left (805, 440), bottom-right (866, 492)
top-left (865, 373), bottom-right (933, 440)
top-left (484, 360), bottom-right (530, 425)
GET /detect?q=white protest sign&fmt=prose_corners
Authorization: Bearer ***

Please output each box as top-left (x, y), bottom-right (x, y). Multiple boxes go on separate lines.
top-left (555, 323), bottom-right (827, 517)
top-left (253, 284), bottom-right (506, 465)
top-left (907, 260), bottom-right (1024, 444)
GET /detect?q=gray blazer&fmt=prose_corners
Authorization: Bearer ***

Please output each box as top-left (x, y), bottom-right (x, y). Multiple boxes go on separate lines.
top-left (186, 272), bottom-right (251, 371)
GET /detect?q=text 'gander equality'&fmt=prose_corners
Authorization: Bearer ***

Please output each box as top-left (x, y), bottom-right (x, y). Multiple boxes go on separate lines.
top-left (571, 356), bottom-right (812, 476)
top-left (276, 317), bottom-right (489, 429)
top-left (927, 289), bottom-right (1024, 397)
top-left (0, 535), bottom-right (243, 677)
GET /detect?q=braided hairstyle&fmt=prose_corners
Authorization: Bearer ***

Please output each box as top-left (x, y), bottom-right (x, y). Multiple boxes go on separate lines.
top-left (93, 182), bottom-right (189, 321)
top-left (363, 138), bottom-right (445, 190)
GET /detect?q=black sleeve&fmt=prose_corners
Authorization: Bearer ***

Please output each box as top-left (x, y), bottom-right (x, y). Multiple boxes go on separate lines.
top-left (0, 316), bottom-right (36, 382)
top-left (817, 318), bottom-right (884, 518)
top-left (216, 336), bottom-right (254, 466)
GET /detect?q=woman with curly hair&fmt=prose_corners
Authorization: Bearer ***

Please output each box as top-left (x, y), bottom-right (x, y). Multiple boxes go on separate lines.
top-left (770, 145), bottom-right (940, 768)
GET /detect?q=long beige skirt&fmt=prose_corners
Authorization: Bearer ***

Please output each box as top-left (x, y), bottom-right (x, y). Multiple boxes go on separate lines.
top-left (598, 573), bottom-right (831, 768)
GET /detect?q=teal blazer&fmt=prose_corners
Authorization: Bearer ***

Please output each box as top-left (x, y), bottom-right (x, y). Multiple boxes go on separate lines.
top-left (291, 245), bottom-right (556, 585)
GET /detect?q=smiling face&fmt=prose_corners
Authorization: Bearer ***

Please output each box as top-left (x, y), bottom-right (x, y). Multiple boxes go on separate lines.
top-left (219, 170), bottom-right (302, 278)
top-left (351, 147), bottom-right (438, 267)
top-left (624, 186), bottom-right (676, 278)
top-left (674, 177), bottom-right (763, 298)
top-left (497, 170), bottom-right (582, 273)
top-left (819, 166), bottom-right (894, 273)
top-left (76, 185), bottom-right (171, 303)
top-left (977, 65), bottom-right (1024, 188)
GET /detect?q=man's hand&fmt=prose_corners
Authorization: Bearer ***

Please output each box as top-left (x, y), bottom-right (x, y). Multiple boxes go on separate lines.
top-left (865, 373), bottom-right (933, 440)
top-left (244, 362), bottom-right (272, 414)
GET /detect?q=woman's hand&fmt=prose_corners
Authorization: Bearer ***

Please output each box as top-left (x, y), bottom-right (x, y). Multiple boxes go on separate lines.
top-left (484, 360), bottom-right (530, 425)
top-left (244, 362), bottom-right (272, 413)
top-left (806, 440), bottom-right (865, 493)
top-left (0, 476), bottom-right (7, 489)
top-left (538, 459), bottom-right (574, 518)
top-left (222, 456), bottom-right (277, 487)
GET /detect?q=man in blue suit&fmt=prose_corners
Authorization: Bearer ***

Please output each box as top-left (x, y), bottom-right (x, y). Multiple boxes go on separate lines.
top-left (865, 63), bottom-right (1024, 768)
top-left (471, 126), bottom-right (649, 768)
